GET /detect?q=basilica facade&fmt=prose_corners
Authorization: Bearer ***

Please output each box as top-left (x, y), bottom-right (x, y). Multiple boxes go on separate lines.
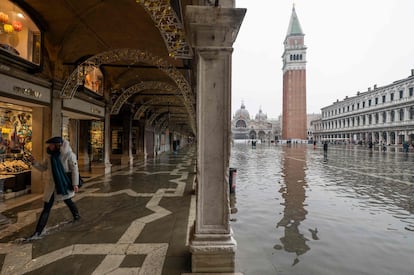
top-left (232, 102), bottom-right (280, 141)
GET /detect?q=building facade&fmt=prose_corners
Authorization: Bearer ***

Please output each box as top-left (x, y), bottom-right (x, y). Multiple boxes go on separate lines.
top-left (313, 70), bottom-right (414, 145)
top-left (282, 5), bottom-right (307, 140)
top-left (232, 102), bottom-right (280, 141)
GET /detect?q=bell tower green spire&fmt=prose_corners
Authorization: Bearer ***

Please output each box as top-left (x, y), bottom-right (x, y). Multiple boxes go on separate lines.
top-left (286, 4), bottom-right (304, 36)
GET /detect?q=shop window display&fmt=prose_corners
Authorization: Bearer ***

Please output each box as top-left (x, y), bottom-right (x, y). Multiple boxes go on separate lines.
top-left (90, 121), bottom-right (103, 162)
top-left (0, 105), bottom-right (33, 194)
top-left (0, 1), bottom-right (41, 65)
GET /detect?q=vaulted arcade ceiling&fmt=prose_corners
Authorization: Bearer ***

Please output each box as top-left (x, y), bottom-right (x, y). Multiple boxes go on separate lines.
top-left (16, 0), bottom-right (195, 134)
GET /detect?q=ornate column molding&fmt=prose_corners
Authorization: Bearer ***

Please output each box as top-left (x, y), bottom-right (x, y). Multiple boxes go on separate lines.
top-left (185, 5), bottom-right (245, 273)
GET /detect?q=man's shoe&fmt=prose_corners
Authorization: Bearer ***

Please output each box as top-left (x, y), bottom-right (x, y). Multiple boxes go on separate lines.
top-left (24, 232), bottom-right (41, 242)
top-left (73, 215), bottom-right (81, 222)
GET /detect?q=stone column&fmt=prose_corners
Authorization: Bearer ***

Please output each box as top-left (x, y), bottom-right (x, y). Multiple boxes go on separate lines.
top-left (103, 105), bottom-right (112, 174)
top-left (386, 131), bottom-right (390, 145)
top-left (186, 5), bottom-right (245, 273)
top-left (121, 111), bottom-right (133, 165)
top-left (31, 107), bottom-right (48, 194)
top-left (51, 89), bottom-right (62, 137)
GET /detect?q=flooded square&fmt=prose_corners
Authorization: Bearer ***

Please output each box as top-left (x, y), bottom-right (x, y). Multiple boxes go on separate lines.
top-left (230, 142), bottom-right (414, 275)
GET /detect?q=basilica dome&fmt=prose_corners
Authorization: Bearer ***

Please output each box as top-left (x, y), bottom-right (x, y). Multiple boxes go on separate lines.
top-left (234, 102), bottom-right (250, 120)
top-left (255, 108), bottom-right (267, 121)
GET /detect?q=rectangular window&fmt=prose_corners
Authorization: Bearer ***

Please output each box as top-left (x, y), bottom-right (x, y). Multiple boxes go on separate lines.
top-left (390, 93), bottom-right (394, 101)
top-left (362, 102), bottom-right (365, 108)
top-left (368, 99), bottom-right (371, 106)
top-left (357, 103), bottom-right (360, 109)
top-left (347, 106), bottom-right (350, 112)
top-left (399, 90), bottom-right (403, 99)
top-left (375, 97), bottom-right (378, 105)
top-left (410, 87), bottom-right (413, 97)
top-left (382, 95), bottom-right (386, 103)
top-left (352, 105), bottom-right (354, 111)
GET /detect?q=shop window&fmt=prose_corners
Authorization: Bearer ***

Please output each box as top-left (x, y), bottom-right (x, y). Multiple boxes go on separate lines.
top-left (0, 103), bottom-right (32, 153)
top-left (0, 1), bottom-right (41, 65)
top-left (0, 103), bottom-right (33, 192)
top-left (79, 62), bottom-right (104, 96)
top-left (111, 128), bottom-right (123, 154)
top-left (90, 121), bottom-right (104, 162)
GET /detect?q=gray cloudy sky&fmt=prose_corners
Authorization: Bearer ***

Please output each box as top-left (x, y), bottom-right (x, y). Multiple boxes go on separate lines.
top-left (232, 0), bottom-right (414, 119)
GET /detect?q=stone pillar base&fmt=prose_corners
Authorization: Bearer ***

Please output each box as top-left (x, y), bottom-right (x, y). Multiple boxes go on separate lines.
top-left (91, 162), bottom-right (113, 175)
top-left (190, 236), bottom-right (237, 273)
top-left (121, 155), bottom-right (133, 166)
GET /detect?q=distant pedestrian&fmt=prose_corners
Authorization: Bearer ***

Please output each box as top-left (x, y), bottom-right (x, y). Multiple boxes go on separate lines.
top-left (27, 137), bottom-right (80, 240)
top-left (313, 140), bottom-right (316, 149)
top-left (403, 142), bottom-right (409, 153)
top-left (323, 142), bottom-right (328, 160)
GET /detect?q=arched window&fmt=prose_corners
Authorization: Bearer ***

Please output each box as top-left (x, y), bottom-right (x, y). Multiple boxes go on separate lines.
top-left (0, 0), bottom-right (41, 65)
top-left (235, 120), bottom-right (247, 128)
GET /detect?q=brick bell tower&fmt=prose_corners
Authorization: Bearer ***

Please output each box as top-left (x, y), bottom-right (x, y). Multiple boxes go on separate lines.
top-left (282, 4), bottom-right (307, 140)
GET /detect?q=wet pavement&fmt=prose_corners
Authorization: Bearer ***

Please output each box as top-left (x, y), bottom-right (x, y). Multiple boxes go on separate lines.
top-left (0, 147), bottom-right (196, 275)
top-left (230, 142), bottom-right (414, 275)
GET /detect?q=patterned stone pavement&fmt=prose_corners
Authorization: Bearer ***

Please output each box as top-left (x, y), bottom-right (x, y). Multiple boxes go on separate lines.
top-left (0, 147), bottom-right (196, 275)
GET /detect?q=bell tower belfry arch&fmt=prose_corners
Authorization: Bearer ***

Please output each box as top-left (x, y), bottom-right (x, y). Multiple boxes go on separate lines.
top-left (282, 4), bottom-right (307, 140)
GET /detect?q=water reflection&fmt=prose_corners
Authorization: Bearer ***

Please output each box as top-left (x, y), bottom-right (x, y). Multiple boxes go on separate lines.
top-left (231, 142), bottom-right (414, 274)
top-left (275, 145), bottom-right (313, 265)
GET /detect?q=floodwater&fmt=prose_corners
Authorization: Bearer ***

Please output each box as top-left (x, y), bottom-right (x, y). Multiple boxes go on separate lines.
top-left (230, 142), bottom-right (414, 275)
